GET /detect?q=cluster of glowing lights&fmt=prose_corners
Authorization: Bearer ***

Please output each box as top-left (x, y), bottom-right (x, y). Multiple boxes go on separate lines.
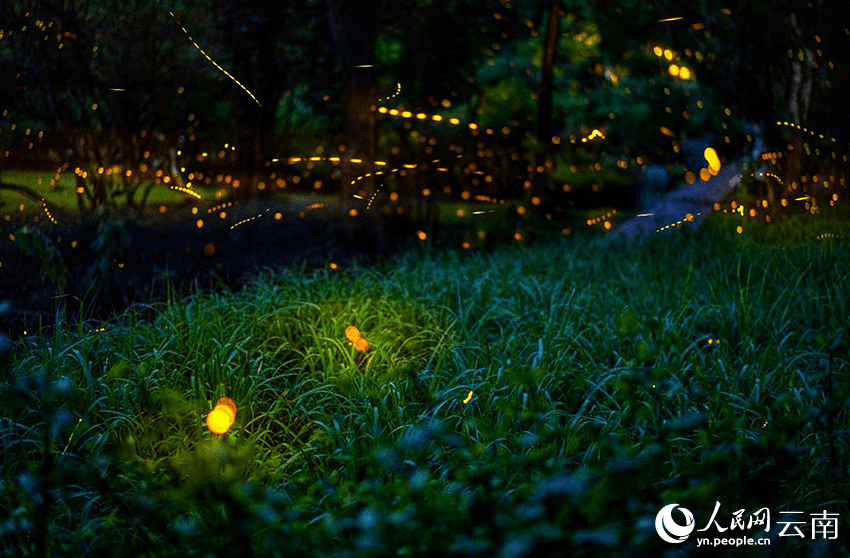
top-left (668, 64), bottom-right (692, 80)
top-left (703, 147), bottom-right (721, 173)
top-left (206, 397), bottom-right (237, 435)
top-left (655, 212), bottom-right (699, 233)
top-left (345, 326), bottom-right (370, 352)
top-left (576, 129), bottom-right (605, 143)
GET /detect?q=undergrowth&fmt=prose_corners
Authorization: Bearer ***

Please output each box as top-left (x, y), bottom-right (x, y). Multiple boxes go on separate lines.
top-left (1, 220), bottom-right (848, 557)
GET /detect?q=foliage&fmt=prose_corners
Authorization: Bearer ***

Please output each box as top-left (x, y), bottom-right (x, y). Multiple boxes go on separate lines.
top-left (2, 218), bottom-right (848, 556)
top-left (12, 224), bottom-right (68, 292)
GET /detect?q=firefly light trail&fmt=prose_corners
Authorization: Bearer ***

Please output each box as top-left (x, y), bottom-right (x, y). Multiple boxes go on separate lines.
top-left (158, 2), bottom-right (261, 107)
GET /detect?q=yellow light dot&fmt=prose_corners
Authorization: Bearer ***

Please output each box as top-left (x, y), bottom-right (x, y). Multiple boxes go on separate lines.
top-left (345, 326), bottom-right (361, 342)
top-left (703, 147), bottom-right (721, 173)
top-left (653, 46), bottom-right (663, 57)
top-left (401, 111), bottom-right (412, 118)
top-left (449, 118), bottom-right (460, 125)
top-left (736, 226), bottom-right (743, 234)
top-left (668, 64), bottom-right (680, 76)
top-left (196, 219), bottom-right (204, 229)
top-left (206, 408), bottom-right (233, 435)
top-left (354, 337), bottom-right (370, 352)
top-left (416, 230), bottom-right (427, 241)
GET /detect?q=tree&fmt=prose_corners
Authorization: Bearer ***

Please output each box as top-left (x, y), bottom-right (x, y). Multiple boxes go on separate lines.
top-left (327, 0), bottom-right (383, 246)
top-left (0, 0), bottom-right (216, 217)
top-left (596, 0), bottom-right (850, 204)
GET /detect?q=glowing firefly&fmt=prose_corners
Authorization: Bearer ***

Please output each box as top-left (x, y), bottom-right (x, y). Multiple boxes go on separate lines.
top-left (160, 4), bottom-right (261, 106)
top-left (230, 208), bottom-right (270, 229)
top-left (462, 391), bottom-right (474, 404)
top-left (62, 418), bottom-right (83, 455)
top-left (206, 397), bottom-right (237, 435)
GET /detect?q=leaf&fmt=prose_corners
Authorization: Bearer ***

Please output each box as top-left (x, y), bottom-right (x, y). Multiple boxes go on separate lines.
top-left (106, 359), bottom-right (132, 381)
top-left (615, 309), bottom-right (641, 338)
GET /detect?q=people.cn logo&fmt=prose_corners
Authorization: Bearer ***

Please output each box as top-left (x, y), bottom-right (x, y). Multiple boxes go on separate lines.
top-left (655, 503), bottom-right (696, 543)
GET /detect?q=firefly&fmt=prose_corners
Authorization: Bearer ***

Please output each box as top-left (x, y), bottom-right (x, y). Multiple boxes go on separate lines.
top-left (206, 397), bottom-right (237, 435)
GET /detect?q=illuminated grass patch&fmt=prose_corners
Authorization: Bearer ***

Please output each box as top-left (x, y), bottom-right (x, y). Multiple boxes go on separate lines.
top-left (1, 225), bottom-right (848, 555)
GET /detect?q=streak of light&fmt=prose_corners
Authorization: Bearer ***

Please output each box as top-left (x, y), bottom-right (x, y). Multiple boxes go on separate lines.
top-left (657, 17), bottom-right (684, 22)
top-left (230, 208), bottom-right (270, 229)
top-left (160, 4), bottom-right (261, 106)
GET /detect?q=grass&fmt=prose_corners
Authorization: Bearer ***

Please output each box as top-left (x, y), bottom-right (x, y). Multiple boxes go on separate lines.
top-left (1, 210), bottom-right (848, 556)
top-left (0, 170), bottom-right (190, 213)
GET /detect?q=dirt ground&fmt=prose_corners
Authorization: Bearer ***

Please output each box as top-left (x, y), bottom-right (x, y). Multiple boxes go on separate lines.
top-left (0, 197), bottom-right (408, 341)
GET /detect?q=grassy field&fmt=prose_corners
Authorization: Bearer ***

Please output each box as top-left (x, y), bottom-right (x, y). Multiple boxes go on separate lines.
top-left (1, 210), bottom-right (848, 556)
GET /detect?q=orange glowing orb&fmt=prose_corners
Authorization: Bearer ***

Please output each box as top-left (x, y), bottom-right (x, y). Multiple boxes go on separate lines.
top-left (345, 326), bottom-right (361, 342)
top-left (354, 337), bottom-right (370, 352)
top-left (206, 397), bottom-right (237, 434)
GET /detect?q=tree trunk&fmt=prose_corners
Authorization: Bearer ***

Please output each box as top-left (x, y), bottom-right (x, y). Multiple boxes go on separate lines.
top-left (782, 13), bottom-right (814, 200)
top-left (530, 0), bottom-right (561, 202)
top-left (330, 0), bottom-right (386, 251)
top-left (536, 0), bottom-right (561, 144)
